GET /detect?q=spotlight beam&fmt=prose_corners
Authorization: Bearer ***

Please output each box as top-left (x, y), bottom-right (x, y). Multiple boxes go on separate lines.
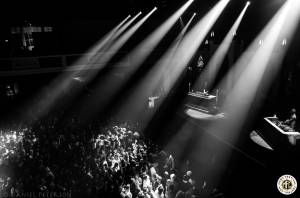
top-left (85, 12), bottom-right (142, 69)
top-left (72, 2), bottom-right (193, 120)
top-left (220, 0), bottom-right (291, 148)
top-left (93, 12), bottom-right (142, 57)
top-left (199, 2), bottom-right (250, 92)
top-left (157, 0), bottom-right (230, 96)
top-left (174, 12), bottom-right (196, 47)
top-left (197, 0), bottom-right (300, 185)
top-left (88, 15), bottom-right (132, 57)
top-left (87, 0), bottom-right (194, 98)
top-left (115, 0), bottom-right (229, 127)
top-left (160, 12), bottom-right (197, 70)
top-left (222, 0), bottom-right (300, 119)
top-left (217, 0), bottom-right (293, 96)
top-left (81, 15), bottom-right (131, 61)
top-left (95, 8), bottom-right (157, 69)
top-left (19, 15), bottom-right (132, 123)
top-left (109, 12), bottom-right (141, 41)
top-left (72, 12), bottom-right (142, 90)
top-left (87, 0), bottom-right (193, 114)
top-left (72, 9), bottom-right (156, 111)
top-left (114, 0), bottom-right (194, 70)
top-left (159, 12), bottom-right (197, 68)
top-left (64, 15), bottom-right (131, 74)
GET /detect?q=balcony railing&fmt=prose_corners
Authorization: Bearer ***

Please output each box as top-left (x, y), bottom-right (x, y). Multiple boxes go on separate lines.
top-left (0, 52), bottom-right (132, 76)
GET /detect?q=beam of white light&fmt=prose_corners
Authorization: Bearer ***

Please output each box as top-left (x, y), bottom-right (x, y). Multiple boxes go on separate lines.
top-left (222, 0), bottom-right (300, 121)
top-left (110, 12), bottom-right (142, 41)
top-left (76, 7), bottom-right (195, 121)
top-left (88, 15), bottom-right (131, 55)
top-left (20, 16), bottom-right (132, 123)
top-left (66, 12), bottom-right (140, 76)
top-left (71, 10), bottom-right (155, 110)
top-left (198, 2), bottom-right (250, 91)
top-left (73, 15), bottom-right (131, 72)
top-left (75, 11), bottom-right (143, 83)
top-left (50, 15), bottom-right (131, 79)
top-left (179, 17), bottom-right (185, 29)
top-left (81, 0), bottom-right (193, 117)
top-left (218, 0), bottom-right (293, 110)
top-left (89, 12), bottom-right (142, 63)
top-left (152, 12), bottom-right (197, 80)
top-left (93, 8), bottom-right (157, 69)
top-left (199, 0), bottom-right (300, 185)
top-left (114, 0), bottom-right (194, 70)
top-left (279, 0), bottom-right (300, 48)
top-left (79, 0), bottom-right (193, 104)
top-left (82, 12), bottom-right (142, 73)
top-left (223, 0), bottom-right (290, 146)
top-left (216, 1), bottom-right (294, 94)
top-left (174, 12), bottom-right (196, 47)
top-left (146, 0), bottom-right (229, 106)
top-left (160, 12), bottom-right (196, 63)
top-left (157, 0), bottom-right (230, 98)
top-left (116, 0), bottom-right (229, 126)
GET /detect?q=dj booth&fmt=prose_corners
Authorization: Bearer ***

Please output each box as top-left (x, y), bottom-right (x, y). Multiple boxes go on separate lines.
top-left (257, 116), bottom-right (300, 150)
top-left (186, 91), bottom-right (218, 114)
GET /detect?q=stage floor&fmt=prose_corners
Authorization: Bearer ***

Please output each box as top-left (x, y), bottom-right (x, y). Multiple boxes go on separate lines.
top-left (184, 105), bottom-right (226, 120)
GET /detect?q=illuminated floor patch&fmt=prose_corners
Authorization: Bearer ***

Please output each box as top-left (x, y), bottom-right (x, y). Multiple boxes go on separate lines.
top-left (250, 131), bottom-right (273, 151)
top-left (184, 106), bottom-right (225, 120)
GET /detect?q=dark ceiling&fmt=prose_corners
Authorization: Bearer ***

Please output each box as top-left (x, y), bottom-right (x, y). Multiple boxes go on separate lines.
top-left (0, 0), bottom-right (294, 46)
top-left (1, 0), bottom-right (285, 21)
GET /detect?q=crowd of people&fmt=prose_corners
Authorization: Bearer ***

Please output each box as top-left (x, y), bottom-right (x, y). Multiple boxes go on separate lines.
top-left (0, 114), bottom-right (224, 198)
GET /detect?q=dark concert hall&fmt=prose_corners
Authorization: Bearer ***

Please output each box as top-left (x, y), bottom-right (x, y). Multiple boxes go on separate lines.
top-left (0, 0), bottom-right (300, 197)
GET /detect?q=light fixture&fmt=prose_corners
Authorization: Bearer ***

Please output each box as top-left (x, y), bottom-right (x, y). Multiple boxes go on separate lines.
top-left (282, 39), bottom-right (287, 46)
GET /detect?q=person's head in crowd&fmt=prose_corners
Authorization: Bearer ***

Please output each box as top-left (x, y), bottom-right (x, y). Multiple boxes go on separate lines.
top-left (188, 178), bottom-right (195, 186)
top-left (170, 168), bottom-right (177, 175)
top-left (103, 161), bottom-right (108, 168)
top-left (164, 171), bottom-right (169, 177)
top-left (137, 190), bottom-right (144, 198)
top-left (124, 184), bottom-right (130, 189)
top-left (0, 118), bottom-right (225, 197)
top-left (142, 172), bottom-right (148, 179)
top-left (142, 186), bottom-right (149, 193)
top-left (133, 132), bottom-right (140, 139)
top-left (113, 162), bottom-right (119, 170)
top-left (175, 190), bottom-right (185, 198)
top-left (183, 175), bottom-right (189, 183)
top-left (291, 108), bottom-right (296, 114)
top-left (159, 150), bottom-right (168, 159)
top-left (170, 173), bottom-right (176, 182)
top-left (156, 184), bottom-right (164, 194)
top-left (121, 184), bottom-right (132, 198)
top-left (183, 170), bottom-right (192, 183)
top-left (168, 181), bottom-right (175, 189)
top-left (186, 170), bottom-right (192, 177)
